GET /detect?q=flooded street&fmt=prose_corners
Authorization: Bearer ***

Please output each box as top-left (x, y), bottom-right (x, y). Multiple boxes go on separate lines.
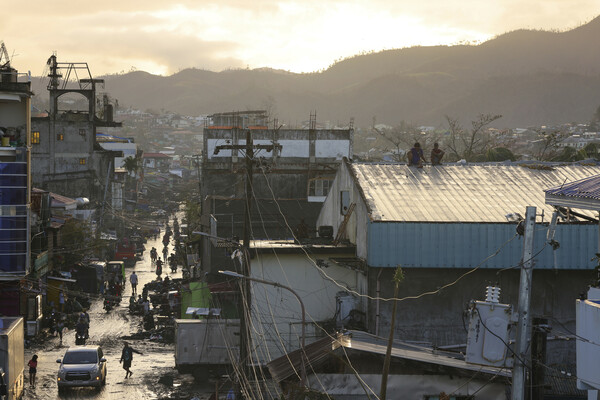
top-left (24, 219), bottom-right (214, 400)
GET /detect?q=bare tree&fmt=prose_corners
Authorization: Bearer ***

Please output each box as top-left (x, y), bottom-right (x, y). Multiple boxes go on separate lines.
top-left (445, 113), bottom-right (502, 161)
top-left (371, 117), bottom-right (437, 162)
top-left (531, 129), bottom-right (565, 161)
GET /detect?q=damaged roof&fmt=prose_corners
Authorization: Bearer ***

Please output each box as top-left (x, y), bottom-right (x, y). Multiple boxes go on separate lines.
top-left (267, 330), bottom-right (510, 384)
top-left (545, 174), bottom-right (600, 211)
top-left (349, 162), bottom-right (600, 223)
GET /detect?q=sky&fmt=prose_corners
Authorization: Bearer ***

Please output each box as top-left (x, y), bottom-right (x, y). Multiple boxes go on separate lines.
top-left (3, 0), bottom-right (599, 77)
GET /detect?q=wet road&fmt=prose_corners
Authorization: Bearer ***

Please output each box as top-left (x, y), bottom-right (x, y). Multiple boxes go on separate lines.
top-left (25, 218), bottom-right (213, 400)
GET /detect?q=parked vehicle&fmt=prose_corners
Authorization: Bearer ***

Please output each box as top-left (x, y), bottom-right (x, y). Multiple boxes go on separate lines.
top-left (0, 317), bottom-right (24, 400)
top-left (114, 238), bottom-right (136, 267)
top-left (105, 261), bottom-right (126, 287)
top-left (175, 319), bottom-right (239, 380)
top-left (56, 346), bottom-right (107, 392)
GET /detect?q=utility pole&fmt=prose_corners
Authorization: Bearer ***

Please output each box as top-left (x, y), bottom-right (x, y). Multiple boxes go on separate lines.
top-left (512, 206), bottom-right (536, 400)
top-left (214, 130), bottom-right (281, 396)
top-left (380, 266), bottom-right (404, 400)
top-left (192, 154), bottom-right (202, 216)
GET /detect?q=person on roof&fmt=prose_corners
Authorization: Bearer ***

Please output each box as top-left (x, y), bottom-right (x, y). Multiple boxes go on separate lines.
top-left (407, 142), bottom-right (426, 168)
top-left (430, 142), bottom-right (445, 165)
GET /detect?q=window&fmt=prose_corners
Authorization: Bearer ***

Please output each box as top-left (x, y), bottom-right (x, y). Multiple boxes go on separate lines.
top-left (79, 158), bottom-right (86, 165)
top-left (56, 134), bottom-right (64, 141)
top-left (308, 178), bottom-right (332, 197)
top-left (341, 190), bottom-right (350, 215)
top-left (32, 131), bottom-right (40, 144)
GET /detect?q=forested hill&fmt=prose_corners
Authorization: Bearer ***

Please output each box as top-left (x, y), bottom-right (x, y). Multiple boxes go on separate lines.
top-left (34, 16), bottom-right (600, 128)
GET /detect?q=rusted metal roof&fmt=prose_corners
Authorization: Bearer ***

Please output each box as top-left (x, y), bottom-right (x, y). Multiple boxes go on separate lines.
top-left (267, 336), bottom-right (339, 383)
top-left (350, 163), bottom-right (600, 222)
top-left (267, 330), bottom-right (510, 384)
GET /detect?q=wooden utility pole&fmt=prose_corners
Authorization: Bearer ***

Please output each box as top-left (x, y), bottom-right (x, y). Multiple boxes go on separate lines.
top-left (380, 266), bottom-right (404, 400)
top-left (512, 206), bottom-right (536, 400)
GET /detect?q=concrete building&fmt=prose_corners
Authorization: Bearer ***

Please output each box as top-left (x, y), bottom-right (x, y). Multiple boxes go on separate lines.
top-left (316, 159), bottom-right (600, 368)
top-left (202, 110), bottom-right (353, 240)
top-left (31, 55), bottom-right (121, 202)
top-left (0, 45), bottom-right (32, 315)
top-left (268, 330), bottom-right (510, 399)
top-left (238, 240), bottom-right (362, 364)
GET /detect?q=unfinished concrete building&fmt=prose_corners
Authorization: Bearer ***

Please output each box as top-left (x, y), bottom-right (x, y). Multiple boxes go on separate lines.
top-left (31, 55), bottom-right (121, 203)
top-left (201, 111), bottom-right (353, 240)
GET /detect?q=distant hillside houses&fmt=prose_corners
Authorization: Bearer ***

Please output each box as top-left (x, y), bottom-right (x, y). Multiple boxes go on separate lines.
top-left (558, 133), bottom-right (600, 149)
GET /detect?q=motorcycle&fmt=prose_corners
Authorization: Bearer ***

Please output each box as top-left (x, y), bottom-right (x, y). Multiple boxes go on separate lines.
top-left (103, 298), bottom-right (114, 312)
top-left (75, 332), bottom-right (87, 345)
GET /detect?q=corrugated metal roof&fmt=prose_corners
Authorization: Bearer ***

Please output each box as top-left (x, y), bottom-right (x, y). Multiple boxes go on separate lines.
top-left (267, 330), bottom-right (509, 383)
top-left (339, 330), bottom-right (511, 377)
top-left (351, 163), bottom-right (600, 222)
top-left (545, 174), bottom-right (600, 200)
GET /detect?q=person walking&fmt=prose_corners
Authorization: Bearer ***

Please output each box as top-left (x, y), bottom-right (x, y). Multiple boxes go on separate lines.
top-left (156, 258), bottom-right (163, 277)
top-left (130, 271), bottom-right (138, 295)
top-left (119, 342), bottom-right (142, 379)
top-left (28, 355), bottom-right (38, 387)
top-left (56, 316), bottom-right (65, 342)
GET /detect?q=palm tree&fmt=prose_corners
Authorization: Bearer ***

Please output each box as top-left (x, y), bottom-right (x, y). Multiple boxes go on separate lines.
top-left (123, 156), bottom-right (139, 177)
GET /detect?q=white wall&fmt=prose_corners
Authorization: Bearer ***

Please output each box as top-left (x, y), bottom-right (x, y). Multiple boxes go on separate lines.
top-left (310, 373), bottom-right (505, 400)
top-left (316, 161), bottom-right (370, 259)
top-left (249, 251), bottom-right (367, 364)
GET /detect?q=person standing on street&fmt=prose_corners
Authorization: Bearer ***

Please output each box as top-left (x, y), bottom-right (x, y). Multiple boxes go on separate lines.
top-left (119, 342), bottom-right (142, 379)
top-left (28, 355), bottom-right (38, 387)
top-left (58, 290), bottom-right (65, 312)
top-left (156, 258), bottom-right (163, 277)
top-left (130, 271), bottom-right (138, 295)
top-left (56, 316), bottom-right (65, 342)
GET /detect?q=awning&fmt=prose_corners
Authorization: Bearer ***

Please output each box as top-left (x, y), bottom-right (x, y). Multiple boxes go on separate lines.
top-left (185, 307), bottom-right (221, 316)
top-left (47, 276), bottom-right (77, 283)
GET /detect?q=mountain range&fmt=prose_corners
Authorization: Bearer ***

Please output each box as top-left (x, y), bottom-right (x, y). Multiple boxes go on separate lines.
top-left (32, 16), bottom-right (600, 129)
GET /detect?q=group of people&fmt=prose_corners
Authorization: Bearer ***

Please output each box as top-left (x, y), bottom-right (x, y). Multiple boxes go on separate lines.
top-left (407, 142), bottom-right (445, 168)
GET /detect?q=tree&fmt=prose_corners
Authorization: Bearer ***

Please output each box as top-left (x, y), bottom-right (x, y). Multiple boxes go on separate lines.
top-left (485, 147), bottom-right (517, 162)
top-left (371, 118), bottom-right (437, 162)
top-left (551, 146), bottom-right (588, 162)
top-left (123, 156), bottom-right (140, 177)
top-left (590, 105), bottom-right (600, 131)
top-left (57, 219), bottom-right (109, 267)
top-left (445, 113), bottom-right (502, 162)
top-left (531, 130), bottom-right (565, 161)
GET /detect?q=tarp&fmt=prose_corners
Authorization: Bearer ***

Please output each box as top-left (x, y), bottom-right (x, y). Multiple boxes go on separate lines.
top-left (180, 282), bottom-right (211, 319)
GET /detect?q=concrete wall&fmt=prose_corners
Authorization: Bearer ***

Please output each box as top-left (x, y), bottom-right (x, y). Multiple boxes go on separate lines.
top-left (249, 251), bottom-right (367, 364)
top-left (310, 373), bottom-right (505, 400)
top-left (316, 160), bottom-right (369, 257)
top-left (204, 128), bottom-right (352, 162)
top-left (31, 117), bottom-right (115, 202)
top-left (369, 267), bottom-right (594, 366)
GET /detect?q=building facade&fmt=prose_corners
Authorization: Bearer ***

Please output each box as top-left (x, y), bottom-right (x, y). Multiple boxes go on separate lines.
top-left (31, 55), bottom-right (121, 202)
top-left (0, 50), bottom-right (32, 315)
top-left (317, 159), bottom-right (600, 367)
top-left (202, 110), bottom-right (353, 240)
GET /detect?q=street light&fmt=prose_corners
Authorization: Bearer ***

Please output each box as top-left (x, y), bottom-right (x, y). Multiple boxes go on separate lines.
top-left (218, 270), bottom-right (307, 387)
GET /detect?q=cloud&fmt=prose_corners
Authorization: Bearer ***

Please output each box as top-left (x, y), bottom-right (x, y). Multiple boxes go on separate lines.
top-left (3, 0), bottom-right (599, 76)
